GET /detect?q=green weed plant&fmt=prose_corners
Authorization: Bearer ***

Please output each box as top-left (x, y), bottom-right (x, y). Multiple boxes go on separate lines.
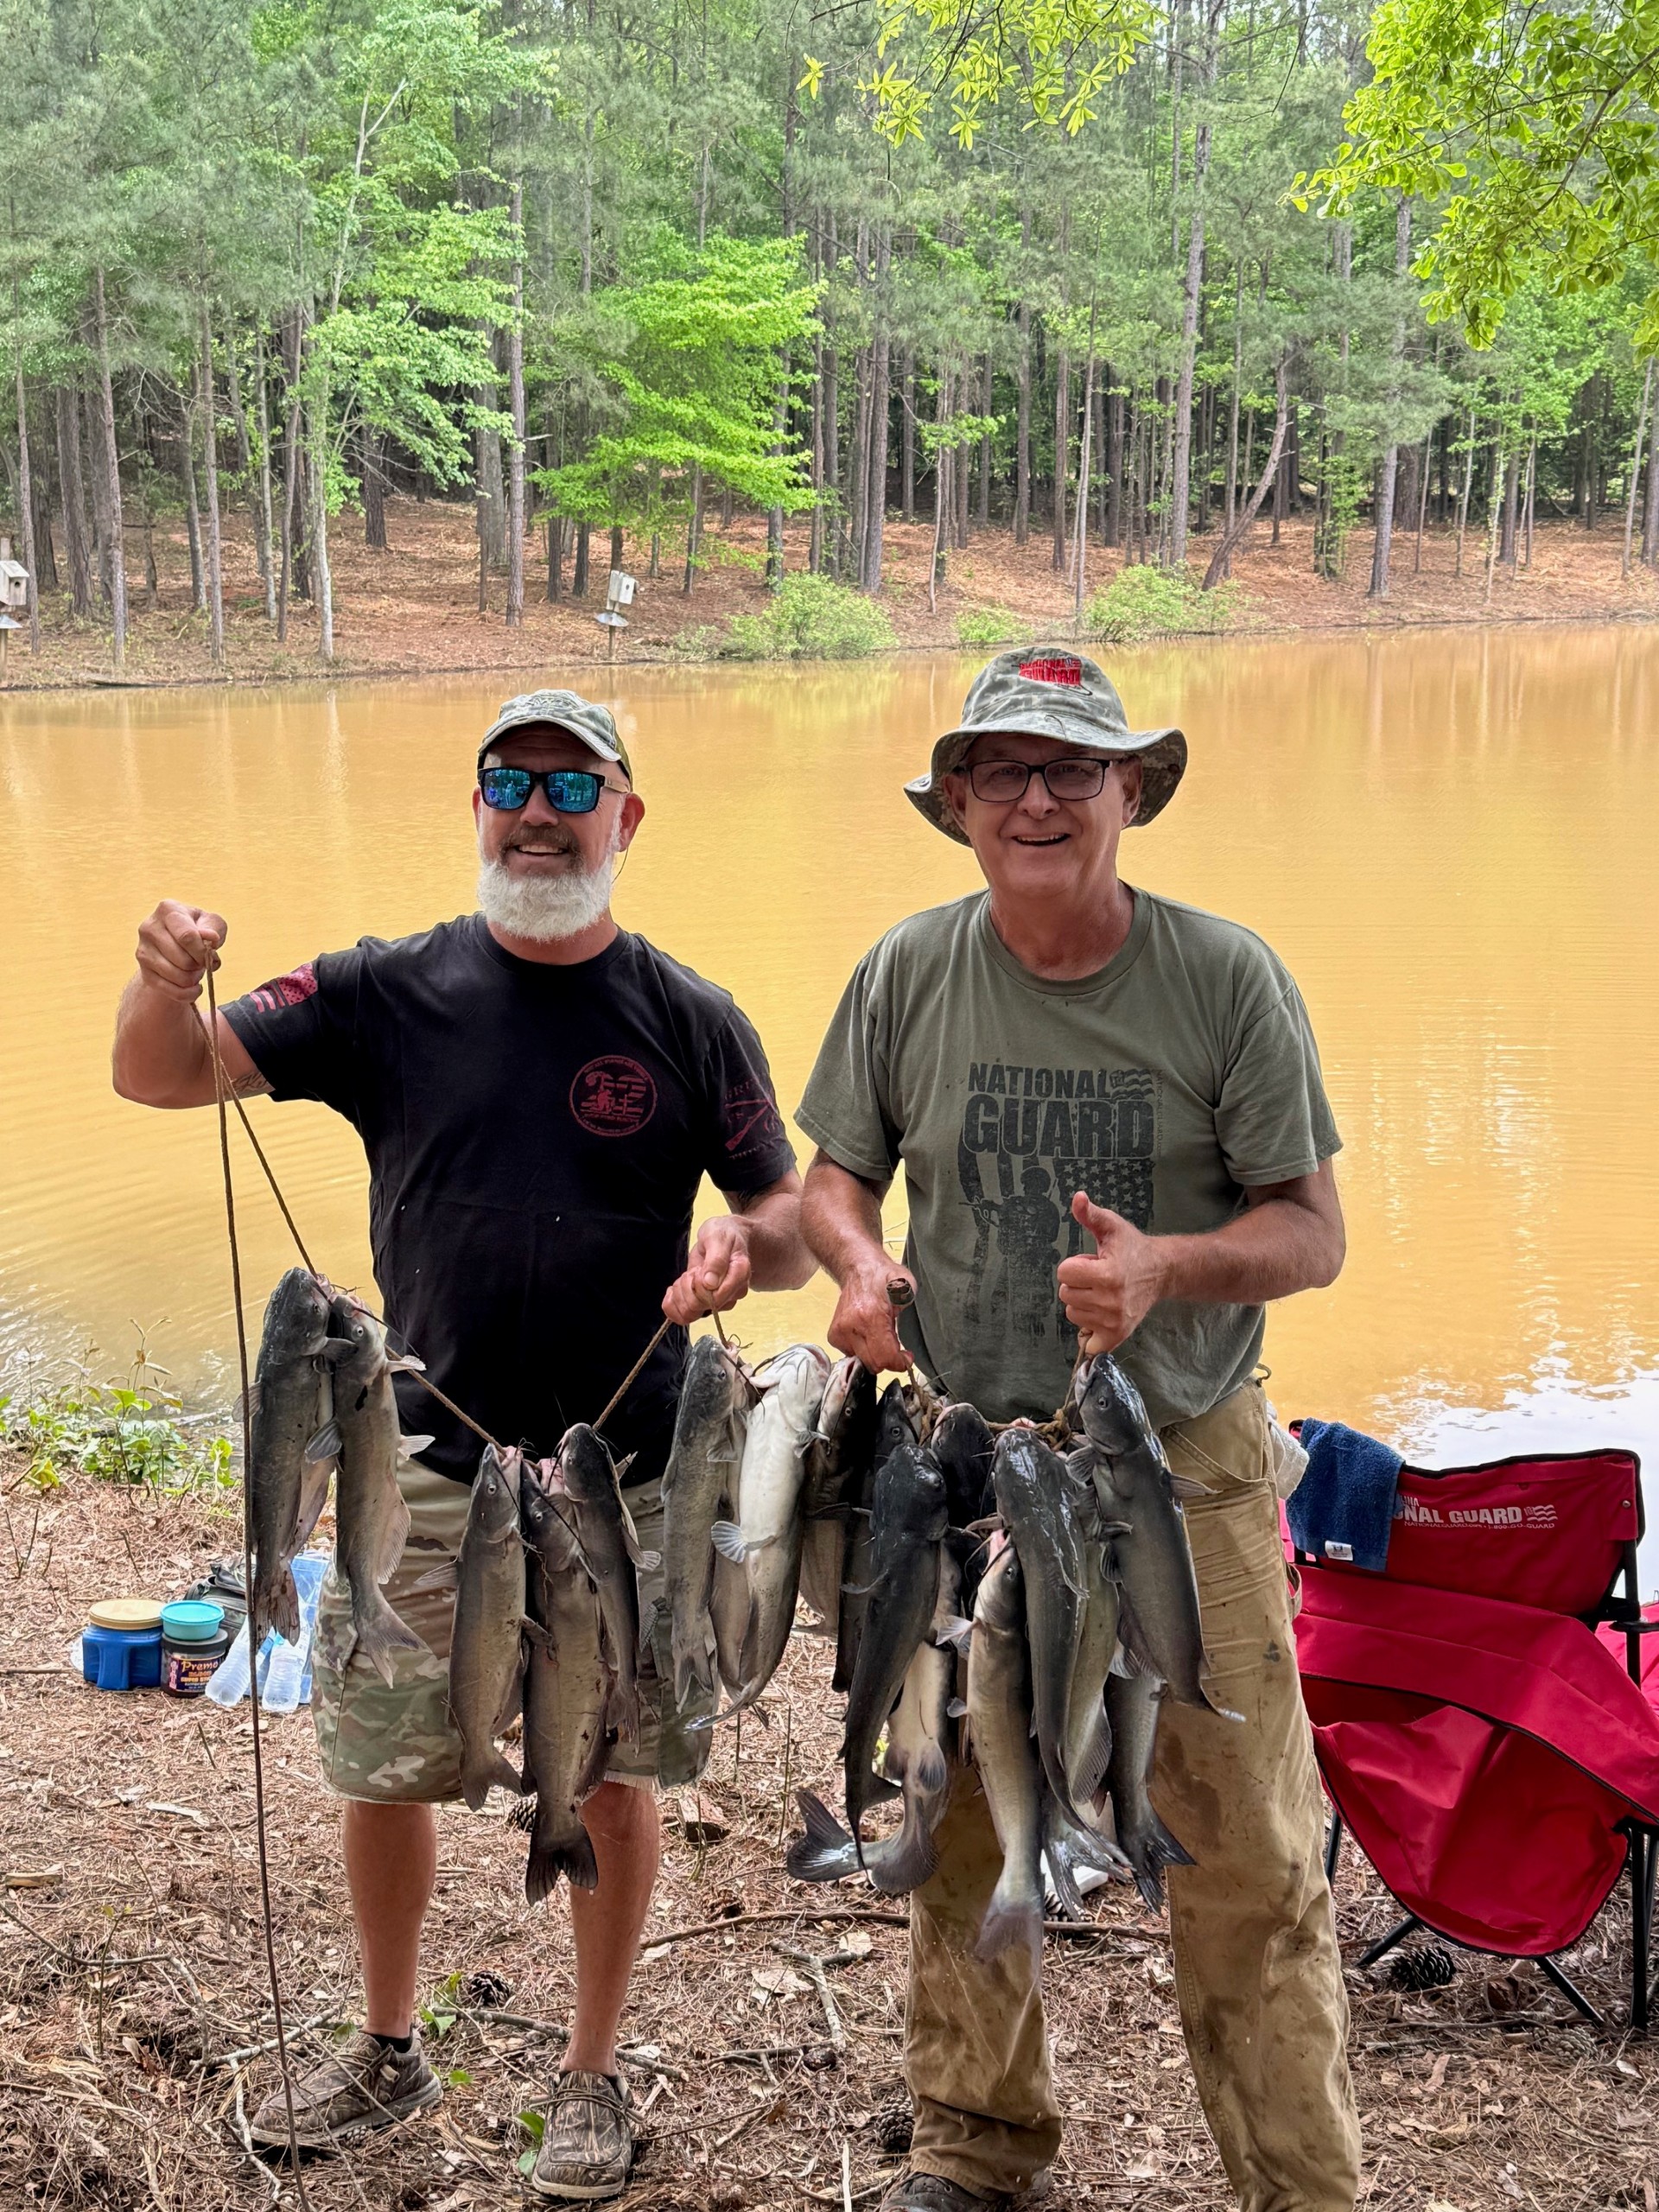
top-left (726, 573), bottom-right (896, 660)
top-left (1084, 566), bottom-right (1240, 645)
top-left (956, 606), bottom-right (1027, 648)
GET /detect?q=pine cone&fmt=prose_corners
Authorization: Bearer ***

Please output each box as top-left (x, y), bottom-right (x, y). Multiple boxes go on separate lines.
top-left (1389, 1943), bottom-right (1456, 1992)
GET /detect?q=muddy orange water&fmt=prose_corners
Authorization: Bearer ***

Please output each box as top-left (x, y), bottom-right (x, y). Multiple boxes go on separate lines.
top-left (3, 628), bottom-right (1656, 1584)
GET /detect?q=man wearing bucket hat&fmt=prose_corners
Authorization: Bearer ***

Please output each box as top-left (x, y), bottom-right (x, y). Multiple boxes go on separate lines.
top-left (113, 687), bottom-right (812, 2200)
top-left (798, 650), bottom-right (1360, 2212)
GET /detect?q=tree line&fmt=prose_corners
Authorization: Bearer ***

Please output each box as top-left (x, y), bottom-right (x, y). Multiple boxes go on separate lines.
top-left (3, 0), bottom-right (1656, 673)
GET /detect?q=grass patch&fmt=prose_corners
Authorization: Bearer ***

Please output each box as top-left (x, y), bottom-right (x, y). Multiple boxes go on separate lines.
top-left (956, 605), bottom-right (1027, 649)
top-left (1084, 564), bottom-right (1240, 644)
top-left (726, 573), bottom-right (896, 660)
top-left (2, 1354), bottom-right (234, 1495)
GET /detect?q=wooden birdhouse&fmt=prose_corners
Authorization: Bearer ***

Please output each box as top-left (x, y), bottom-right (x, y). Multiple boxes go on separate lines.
top-left (0, 554), bottom-right (28, 613)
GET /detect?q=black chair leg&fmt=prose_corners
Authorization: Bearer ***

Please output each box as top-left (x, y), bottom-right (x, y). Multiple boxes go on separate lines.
top-left (1537, 1953), bottom-right (1605, 2029)
top-left (1325, 1809), bottom-right (1343, 1885)
top-left (1631, 1827), bottom-right (1653, 2036)
top-left (1359, 1913), bottom-right (1420, 1969)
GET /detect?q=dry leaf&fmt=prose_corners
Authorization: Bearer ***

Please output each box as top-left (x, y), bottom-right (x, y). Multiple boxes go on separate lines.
top-left (1426, 2052), bottom-right (1450, 2095)
top-left (677, 1790), bottom-right (728, 1844)
top-left (839, 1928), bottom-right (873, 1958)
top-left (638, 1942), bottom-right (671, 1965)
top-left (750, 1966), bottom-right (810, 2003)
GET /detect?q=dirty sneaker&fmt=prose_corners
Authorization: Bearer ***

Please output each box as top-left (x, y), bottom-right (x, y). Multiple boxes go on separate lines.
top-left (529, 2069), bottom-right (635, 2201)
top-left (247, 2026), bottom-right (442, 2150)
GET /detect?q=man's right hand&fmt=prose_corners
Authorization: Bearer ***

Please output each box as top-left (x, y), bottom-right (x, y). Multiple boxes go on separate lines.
top-left (135, 901), bottom-right (228, 1003)
top-left (825, 1254), bottom-right (917, 1376)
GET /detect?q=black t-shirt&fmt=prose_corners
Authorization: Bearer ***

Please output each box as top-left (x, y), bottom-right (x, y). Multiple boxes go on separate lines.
top-left (224, 915), bottom-right (796, 1485)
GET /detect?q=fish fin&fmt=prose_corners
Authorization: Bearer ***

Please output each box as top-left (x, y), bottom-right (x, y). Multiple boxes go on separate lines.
top-left (1058, 1820), bottom-right (1132, 1874)
top-left (785, 1789), bottom-right (859, 1885)
top-left (946, 1697), bottom-right (969, 1719)
top-left (322, 1336), bottom-right (359, 1360)
top-left (460, 1751), bottom-right (524, 1813)
top-left (525, 1823), bottom-right (600, 1904)
top-left (1071, 1705), bottom-right (1115, 1804)
top-left (520, 1614), bottom-right (556, 1651)
top-left (396, 1434), bottom-right (436, 1464)
top-left (1045, 1847), bottom-right (1088, 1923)
top-left (386, 1352), bottom-right (426, 1373)
top-left (913, 1740), bottom-right (949, 1796)
top-left (709, 1520), bottom-right (749, 1563)
top-left (353, 1597), bottom-right (425, 1688)
top-left (633, 1548), bottom-right (663, 1574)
top-left (410, 1560), bottom-right (460, 1594)
top-left (1115, 1595), bottom-right (1160, 1677)
top-left (671, 1634), bottom-right (716, 1708)
top-left (295, 1456), bottom-right (333, 1546)
top-left (606, 1678), bottom-right (642, 1745)
top-left (709, 1442), bottom-right (740, 1465)
top-left (935, 1614), bottom-right (976, 1654)
top-left (305, 1420), bottom-right (341, 1463)
top-left (1167, 1471), bottom-right (1206, 1503)
top-left (375, 1491), bottom-right (412, 1583)
top-left (233, 1383), bottom-right (260, 1421)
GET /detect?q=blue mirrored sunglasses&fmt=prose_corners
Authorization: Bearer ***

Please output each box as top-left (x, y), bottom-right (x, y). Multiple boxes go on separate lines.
top-left (478, 765), bottom-right (622, 815)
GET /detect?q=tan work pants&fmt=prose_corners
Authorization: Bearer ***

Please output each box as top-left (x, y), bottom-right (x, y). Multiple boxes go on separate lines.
top-left (905, 1382), bottom-right (1362, 2210)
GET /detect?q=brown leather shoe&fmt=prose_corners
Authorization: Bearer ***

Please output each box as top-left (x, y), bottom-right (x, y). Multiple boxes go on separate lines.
top-left (247, 2026), bottom-right (442, 2149)
top-left (529, 2068), bottom-right (635, 2201)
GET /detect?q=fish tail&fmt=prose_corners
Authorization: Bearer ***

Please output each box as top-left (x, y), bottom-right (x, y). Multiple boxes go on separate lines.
top-left (785, 1789), bottom-right (861, 1885)
top-left (607, 1676), bottom-right (642, 1745)
top-left (352, 1591), bottom-right (424, 1688)
top-left (671, 1618), bottom-right (716, 1709)
top-left (253, 1562), bottom-right (302, 1648)
top-left (460, 1751), bottom-right (524, 1814)
top-left (1128, 1813), bottom-right (1195, 1911)
top-left (525, 1817), bottom-right (600, 1904)
top-left (974, 1876), bottom-right (1044, 1967)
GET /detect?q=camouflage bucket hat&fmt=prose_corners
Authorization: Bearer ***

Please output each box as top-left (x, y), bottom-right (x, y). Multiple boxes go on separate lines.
top-left (477, 688), bottom-right (632, 781)
top-left (906, 648), bottom-right (1186, 846)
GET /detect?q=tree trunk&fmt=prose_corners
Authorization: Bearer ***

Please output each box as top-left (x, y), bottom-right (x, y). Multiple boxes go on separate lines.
top-left (223, 320), bottom-right (251, 480)
top-left (1169, 128), bottom-right (1211, 571)
top-left (1414, 434), bottom-right (1432, 572)
top-left (254, 333), bottom-right (276, 619)
top-left (1454, 408), bottom-right (1475, 577)
top-left (505, 184), bottom-right (526, 629)
top-left (1368, 196), bottom-right (1412, 600)
top-left (574, 521), bottom-right (590, 597)
top-left (682, 467), bottom-right (702, 595)
top-left (1499, 448), bottom-right (1520, 569)
top-left (276, 315), bottom-right (304, 640)
top-left (32, 469), bottom-right (56, 594)
top-left (1224, 265), bottom-right (1243, 537)
top-left (1522, 437), bottom-right (1536, 568)
top-left (1628, 358), bottom-right (1654, 575)
top-left (847, 340), bottom-right (869, 585)
top-left (1106, 378), bottom-right (1124, 548)
top-left (809, 337), bottom-right (825, 572)
top-left (929, 366), bottom-right (950, 613)
top-left (12, 297), bottom-right (39, 652)
top-left (1644, 406), bottom-right (1659, 566)
top-left (198, 299), bottom-right (225, 665)
top-left (1052, 347), bottom-right (1070, 570)
top-left (1204, 353), bottom-right (1292, 589)
top-left (90, 273), bottom-right (127, 671)
top-left (978, 354), bottom-right (992, 524)
top-left (1482, 439), bottom-right (1503, 603)
top-left (900, 352), bottom-right (915, 523)
top-left (363, 433), bottom-right (387, 549)
top-left (311, 397), bottom-right (334, 660)
top-left (1014, 294), bottom-right (1031, 545)
top-left (1071, 351), bottom-right (1096, 614)
top-left (181, 391), bottom-right (205, 613)
top-left (862, 232), bottom-right (890, 593)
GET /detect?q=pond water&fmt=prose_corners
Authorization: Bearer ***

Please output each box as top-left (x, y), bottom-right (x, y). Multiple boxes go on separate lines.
top-left (3, 626), bottom-right (1657, 1586)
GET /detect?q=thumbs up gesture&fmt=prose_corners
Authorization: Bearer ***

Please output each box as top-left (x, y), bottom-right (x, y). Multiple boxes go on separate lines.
top-left (1056, 1192), bottom-right (1168, 1356)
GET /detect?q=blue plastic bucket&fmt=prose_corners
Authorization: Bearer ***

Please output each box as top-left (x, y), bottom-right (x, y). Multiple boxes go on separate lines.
top-left (81, 1621), bottom-right (163, 1691)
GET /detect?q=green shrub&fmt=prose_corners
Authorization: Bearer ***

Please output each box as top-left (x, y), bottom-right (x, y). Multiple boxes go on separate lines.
top-left (3, 1379), bottom-right (234, 1494)
top-left (1084, 564), bottom-right (1238, 644)
top-left (956, 605), bottom-right (1026, 648)
top-left (726, 572), bottom-right (896, 660)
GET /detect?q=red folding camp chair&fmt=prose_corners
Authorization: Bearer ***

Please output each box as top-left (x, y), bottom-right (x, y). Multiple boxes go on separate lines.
top-left (1287, 1443), bottom-right (1659, 2029)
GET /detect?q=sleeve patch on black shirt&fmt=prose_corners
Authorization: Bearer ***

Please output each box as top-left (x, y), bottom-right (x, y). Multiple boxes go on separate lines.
top-left (246, 963), bottom-right (319, 1014)
top-left (721, 1084), bottom-right (789, 1166)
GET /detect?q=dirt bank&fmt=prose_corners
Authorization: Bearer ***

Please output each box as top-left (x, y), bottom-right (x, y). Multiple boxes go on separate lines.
top-left (3, 499), bottom-right (1656, 692)
top-left (0, 1465), bottom-right (1652, 2210)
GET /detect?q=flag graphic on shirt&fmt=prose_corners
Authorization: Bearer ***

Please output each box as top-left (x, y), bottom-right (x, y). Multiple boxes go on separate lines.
top-left (956, 1061), bottom-right (1158, 1343)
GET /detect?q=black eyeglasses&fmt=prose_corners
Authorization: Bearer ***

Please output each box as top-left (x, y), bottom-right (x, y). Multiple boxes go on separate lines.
top-left (478, 766), bottom-right (626, 815)
top-left (966, 757), bottom-right (1111, 804)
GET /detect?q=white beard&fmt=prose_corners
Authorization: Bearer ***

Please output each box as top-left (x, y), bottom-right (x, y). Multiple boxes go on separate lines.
top-left (476, 836), bottom-right (619, 943)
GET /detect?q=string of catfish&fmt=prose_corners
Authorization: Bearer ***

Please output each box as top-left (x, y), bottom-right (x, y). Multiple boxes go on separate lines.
top-left (200, 958), bottom-right (674, 2189)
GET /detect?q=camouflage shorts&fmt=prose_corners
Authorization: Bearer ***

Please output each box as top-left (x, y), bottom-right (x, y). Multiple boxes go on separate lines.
top-left (312, 1456), bottom-right (715, 1804)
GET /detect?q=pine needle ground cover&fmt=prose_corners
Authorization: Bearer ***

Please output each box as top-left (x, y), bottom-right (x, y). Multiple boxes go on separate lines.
top-left (0, 1459), bottom-right (1653, 2212)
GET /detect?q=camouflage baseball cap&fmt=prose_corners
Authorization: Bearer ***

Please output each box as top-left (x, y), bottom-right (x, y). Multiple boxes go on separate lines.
top-left (477, 688), bottom-right (632, 781)
top-left (906, 648), bottom-right (1185, 844)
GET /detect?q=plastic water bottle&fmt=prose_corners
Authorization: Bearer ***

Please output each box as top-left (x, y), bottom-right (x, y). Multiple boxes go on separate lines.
top-left (263, 1554), bottom-right (327, 1713)
top-left (205, 1616), bottom-right (257, 1707)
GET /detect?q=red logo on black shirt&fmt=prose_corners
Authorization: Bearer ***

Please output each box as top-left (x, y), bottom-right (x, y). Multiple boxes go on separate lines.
top-left (722, 1084), bottom-right (787, 1163)
top-left (246, 963), bottom-right (318, 1014)
top-left (571, 1056), bottom-right (658, 1137)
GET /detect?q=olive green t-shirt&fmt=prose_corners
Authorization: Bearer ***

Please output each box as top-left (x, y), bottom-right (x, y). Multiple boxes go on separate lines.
top-left (797, 888), bottom-right (1340, 1429)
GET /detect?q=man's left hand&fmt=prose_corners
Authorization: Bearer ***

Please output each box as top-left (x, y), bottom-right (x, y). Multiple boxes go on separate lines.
top-left (663, 1217), bottom-right (753, 1325)
top-left (1056, 1192), bottom-right (1167, 1355)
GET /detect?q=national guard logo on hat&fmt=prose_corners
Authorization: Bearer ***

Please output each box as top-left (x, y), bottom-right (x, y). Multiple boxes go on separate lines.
top-left (1018, 655), bottom-right (1085, 686)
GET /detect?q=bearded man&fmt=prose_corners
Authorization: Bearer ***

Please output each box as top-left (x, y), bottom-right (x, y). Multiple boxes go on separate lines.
top-left (111, 689), bottom-right (811, 2201)
top-left (798, 651), bottom-right (1361, 2212)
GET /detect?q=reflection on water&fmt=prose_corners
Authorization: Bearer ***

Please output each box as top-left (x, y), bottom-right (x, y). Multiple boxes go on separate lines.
top-left (2, 626), bottom-right (1657, 1586)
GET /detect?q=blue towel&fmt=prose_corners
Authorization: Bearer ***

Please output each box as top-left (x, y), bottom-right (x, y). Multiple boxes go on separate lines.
top-left (1287, 1419), bottom-right (1403, 1573)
